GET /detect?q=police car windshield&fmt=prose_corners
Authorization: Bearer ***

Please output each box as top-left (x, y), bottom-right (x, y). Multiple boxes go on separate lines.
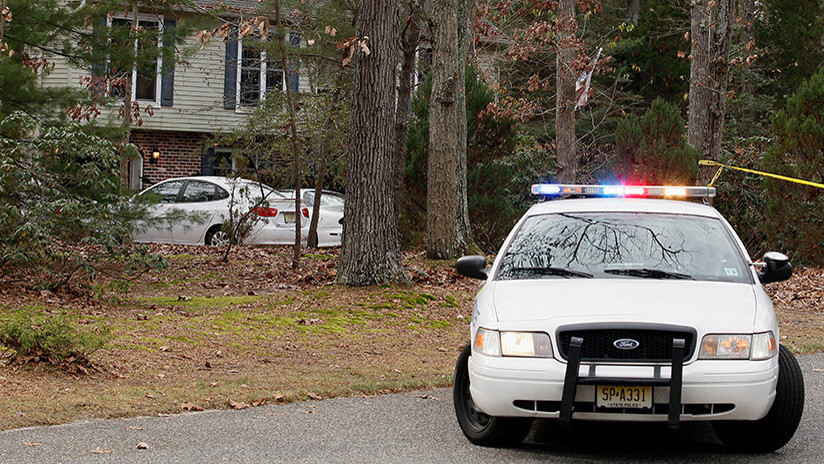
top-left (497, 212), bottom-right (751, 284)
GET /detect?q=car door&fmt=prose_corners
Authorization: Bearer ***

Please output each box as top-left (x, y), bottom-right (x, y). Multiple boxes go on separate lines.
top-left (133, 179), bottom-right (185, 243)
top-left (172, 180), bottom-right (222, 244)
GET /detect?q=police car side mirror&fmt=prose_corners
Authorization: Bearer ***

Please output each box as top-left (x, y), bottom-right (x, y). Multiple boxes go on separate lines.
top-left (456, 255), bottom-right (489, 280)
top-left (757, 252), bottom-right (793, 284)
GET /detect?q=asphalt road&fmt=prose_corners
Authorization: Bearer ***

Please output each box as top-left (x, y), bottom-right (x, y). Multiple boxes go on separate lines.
top-left (1, 353), bottom-right (822, 464)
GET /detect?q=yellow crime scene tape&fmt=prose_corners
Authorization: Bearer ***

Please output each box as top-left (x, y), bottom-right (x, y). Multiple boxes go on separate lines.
top-left (699, 160), bottom-right (824, 190)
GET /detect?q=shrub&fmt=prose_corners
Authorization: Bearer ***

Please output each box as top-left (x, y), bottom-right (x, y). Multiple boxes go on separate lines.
top-left (612, 98), bottom-right (698, 184)
top-left (762, 68), bottom-right (824, 265)
top-left (0, 307), bottom-right (112, 366)
top-left (0, 114), bottom-right (163, 289)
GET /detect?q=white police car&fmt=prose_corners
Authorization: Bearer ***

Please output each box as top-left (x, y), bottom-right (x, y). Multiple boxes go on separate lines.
top-left (453, 184), bottom-right (804, 452)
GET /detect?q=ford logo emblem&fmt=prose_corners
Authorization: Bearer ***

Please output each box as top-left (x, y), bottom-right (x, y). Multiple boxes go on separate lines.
top-left (614, 339), bottom-right (640, 350)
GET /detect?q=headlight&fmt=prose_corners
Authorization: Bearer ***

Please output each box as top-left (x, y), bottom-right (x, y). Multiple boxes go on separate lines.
top-left (699, 334), bottom-right (752, 359)
top-left (473, 328), bottom-right (552, 357)
top-left (751, 331), bottom-right (778, 360)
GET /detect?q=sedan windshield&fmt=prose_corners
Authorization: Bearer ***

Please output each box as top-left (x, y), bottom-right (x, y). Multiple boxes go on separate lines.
top-left (497, 212), bottom-right (751, 283)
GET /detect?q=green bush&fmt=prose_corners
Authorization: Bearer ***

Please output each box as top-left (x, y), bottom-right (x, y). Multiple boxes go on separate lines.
top-left (612, 98), bottom-right (698, 184)
top-left (0, 114), bottom-right (163, 289)
top-left (762, 68), bottom-right (824, 265)
top-left (0, 308), bottom-right (112, 364)
top-left (712, 137), bottom-right (770, 256)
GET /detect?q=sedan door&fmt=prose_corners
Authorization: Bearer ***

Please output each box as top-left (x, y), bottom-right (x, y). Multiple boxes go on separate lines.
top-left (171, 180), bottom-right (223, 244)
top-left (133, 179), bottom-right (185, 243)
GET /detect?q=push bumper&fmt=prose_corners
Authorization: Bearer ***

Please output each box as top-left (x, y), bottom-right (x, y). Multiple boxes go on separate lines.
top-left (468, 343), bottom-right (778, 424)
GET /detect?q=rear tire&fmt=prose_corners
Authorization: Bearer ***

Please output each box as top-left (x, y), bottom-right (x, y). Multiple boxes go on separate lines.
top-left (205, 225), bottom-right (230, 247)
top-left (713, 345), bottom-right (804, 452)
top-left (453, 343), bottom-right (532, 447)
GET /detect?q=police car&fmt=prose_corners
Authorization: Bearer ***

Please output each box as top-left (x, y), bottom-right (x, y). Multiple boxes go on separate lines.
top-left (453, 184), bottom-right (804, 452)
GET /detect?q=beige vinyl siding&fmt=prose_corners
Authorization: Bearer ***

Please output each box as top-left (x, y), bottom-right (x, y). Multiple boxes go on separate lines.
top-left (39, 31), bottom-right (310, 134)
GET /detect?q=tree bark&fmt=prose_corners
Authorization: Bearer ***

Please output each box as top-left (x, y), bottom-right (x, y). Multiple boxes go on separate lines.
top-left (688, 0), bottom-right (734, 185)
top-left (555, 0), bottom-right (577, 183)
top-left (274, 1), bottom-right (303, 269)
top-left (625, 0), bottom-right (641, 25)
top-left (337, 0), bottom-right (407, 286)
top-left (426, 0), bottom-right (472, 260)
top-left (120, 2), bottom-right (139, 190)
top-left (394, 0), bottom-right (423, 218)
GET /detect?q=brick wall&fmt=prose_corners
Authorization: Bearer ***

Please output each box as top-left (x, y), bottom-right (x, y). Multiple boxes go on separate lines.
top-left (130, 129), bottom-right (210, 188)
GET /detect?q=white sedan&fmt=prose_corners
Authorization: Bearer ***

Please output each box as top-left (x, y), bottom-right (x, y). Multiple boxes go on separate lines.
top-left (133, 177), bottom-right (309, 246)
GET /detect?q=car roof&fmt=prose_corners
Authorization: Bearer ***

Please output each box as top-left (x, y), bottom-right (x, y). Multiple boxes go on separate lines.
top-left (525, 198), bottom-right (722, 219)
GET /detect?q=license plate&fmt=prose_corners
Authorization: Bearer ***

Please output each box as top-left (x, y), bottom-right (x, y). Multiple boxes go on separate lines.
top-left (283, 212), bottom-right (296, 224)
top-left (596, 385), bottom-right (652, 409)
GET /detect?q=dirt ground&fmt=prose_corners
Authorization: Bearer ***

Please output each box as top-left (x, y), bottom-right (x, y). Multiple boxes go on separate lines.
top-left (1, 245), bottom-right (822, 431)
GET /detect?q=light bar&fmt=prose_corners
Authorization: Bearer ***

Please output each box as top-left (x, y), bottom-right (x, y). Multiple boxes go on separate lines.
top-left (531, 184), bottom-right (716, 199)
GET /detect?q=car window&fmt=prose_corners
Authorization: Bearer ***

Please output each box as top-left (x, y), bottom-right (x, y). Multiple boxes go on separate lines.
top-left (145, 180), bottom-right (184, 203)
top-left (304, 192), bottom-right (345, 207)
top-left (497, 212), bottom-right (751, 283)
top-left (181, 180), bottom-right (219, 203)
top-left (215, 186), bottom-right (229, 200)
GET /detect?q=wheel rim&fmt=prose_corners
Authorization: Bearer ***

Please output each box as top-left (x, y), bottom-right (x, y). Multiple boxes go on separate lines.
top-left (210, 230), bottom-right (230, 247)
top-left (457, 358), bottom-right (491, 433)
top-left (463, 379), bottom-right (491, 429)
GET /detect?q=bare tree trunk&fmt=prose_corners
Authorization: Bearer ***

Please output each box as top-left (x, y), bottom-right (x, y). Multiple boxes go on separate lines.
top-left (626, 0), bottom-right (641, 25)
top-left (555, 0), bottom-right (577, 183)
top-left (120, 2), bottom-right (139, 190)
top-left (426, 0), bottom-right (472, 260)
top-left (308, 71), bottom-right (345, 249)
top-left (337, 0), bottom-right (407, 286)
top-left (688, 0), bottom-right (734, 185)
top-left (0, 0), bottom-right (7, 44)
top-left (394, 0), bottom-right (423, 217)
top-left (275, 2), bottom-right (303, 269)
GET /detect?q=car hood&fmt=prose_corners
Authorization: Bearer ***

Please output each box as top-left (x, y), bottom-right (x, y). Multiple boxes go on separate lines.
top-left (491, 279), bottom-right (757, 330)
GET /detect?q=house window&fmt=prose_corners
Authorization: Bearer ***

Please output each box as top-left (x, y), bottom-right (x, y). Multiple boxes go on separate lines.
top-left (237, 41), bottom-right (285, 109)
top-left (108, 16), bottom-right (163, 105)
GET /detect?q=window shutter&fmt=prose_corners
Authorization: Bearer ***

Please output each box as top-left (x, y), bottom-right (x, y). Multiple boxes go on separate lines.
top-left (288, 31), bottom-right (300, 94)
top-left (161, 19), bottom-right (176, 107)
top-left (201, 147), bottom-right (215, 176)
top-left (224, 33), bottom-right (238, 110)
top-left (90, 16), bottom-right (108, 97)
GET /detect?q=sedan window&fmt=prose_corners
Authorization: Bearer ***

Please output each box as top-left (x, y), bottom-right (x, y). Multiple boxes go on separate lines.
top-left (182, 181), bottom-right (219, 203)
top-left (146, 180), bottom-right (184, 203)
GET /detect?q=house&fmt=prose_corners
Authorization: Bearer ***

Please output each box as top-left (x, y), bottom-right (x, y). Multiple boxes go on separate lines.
top-left (39, 1), bottom-right (509, 191)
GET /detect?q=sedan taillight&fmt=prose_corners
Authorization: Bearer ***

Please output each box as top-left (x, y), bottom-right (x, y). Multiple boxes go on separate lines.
top-left (302, 208), bottom-right (310, 218)
top-left (255, 207), bottom-right (278, 217)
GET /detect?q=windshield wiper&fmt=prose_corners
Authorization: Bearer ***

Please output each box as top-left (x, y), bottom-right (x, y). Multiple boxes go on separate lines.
top-left (509, 267), bottom-right (593, 278)
top-left (603, 268), bottom-right (692, 280)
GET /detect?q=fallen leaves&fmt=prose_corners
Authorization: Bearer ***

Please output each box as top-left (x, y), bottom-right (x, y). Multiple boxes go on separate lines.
top-left (91, 447), bottom-right (113, 454)
top-left (137, 442), bottom-right (149, 450)
top-left (228, 399), bottom-right (249, 410)
top-left (180, 402), bottom-right (203, 412)
top-left (22, 442), bottom-right (41, 447)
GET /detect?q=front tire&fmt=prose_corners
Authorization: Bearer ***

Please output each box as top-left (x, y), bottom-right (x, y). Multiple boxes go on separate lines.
top-left (453, 343), bottom-right (532, 447)
top-left (713, 345), bottom-right (804, 452)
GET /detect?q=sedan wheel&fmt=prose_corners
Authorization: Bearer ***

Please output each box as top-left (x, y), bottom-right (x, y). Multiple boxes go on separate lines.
top-left (206, 226), bottom-right (230, 247)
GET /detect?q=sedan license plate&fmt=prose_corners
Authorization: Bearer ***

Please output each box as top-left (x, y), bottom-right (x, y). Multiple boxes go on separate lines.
top-left (596, 385), bottom-right (652, 409)
top-left (283, 212), bottom-right (296, 224)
